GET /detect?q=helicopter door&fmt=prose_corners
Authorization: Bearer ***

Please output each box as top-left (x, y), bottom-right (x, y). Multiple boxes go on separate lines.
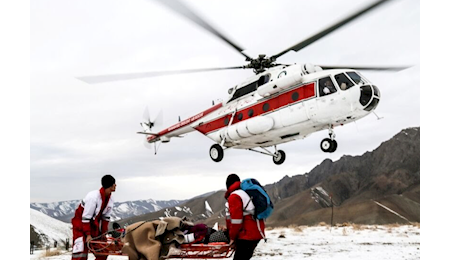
top-left (315, 76), bottom-right (339, 121)
top-left (304, 81), bottom-right (318, 119)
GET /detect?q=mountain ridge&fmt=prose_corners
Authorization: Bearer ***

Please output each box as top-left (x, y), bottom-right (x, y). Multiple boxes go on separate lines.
top-left (31, 198), bottom-right (187, 223)
top-left (115, 127), bottom-right (420, 227)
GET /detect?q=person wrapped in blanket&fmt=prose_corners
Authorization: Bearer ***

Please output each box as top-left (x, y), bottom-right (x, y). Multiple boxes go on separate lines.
top-left (182, 223), bottom-right (230, 244)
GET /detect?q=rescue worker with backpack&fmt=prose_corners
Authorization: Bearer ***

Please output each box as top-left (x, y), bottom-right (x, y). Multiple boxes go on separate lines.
top-left (224, 173), bottom-right (273, 260)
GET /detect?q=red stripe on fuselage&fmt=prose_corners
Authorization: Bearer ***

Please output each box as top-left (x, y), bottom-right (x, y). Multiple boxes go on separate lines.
top-left (147, 103), bottom-right (223, 142)
top-left (194, 82), bottom-right (316, 135)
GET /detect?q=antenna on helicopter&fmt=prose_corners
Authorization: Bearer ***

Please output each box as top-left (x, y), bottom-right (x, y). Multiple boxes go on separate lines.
top-left (372, 111), bottom-right (384, 120)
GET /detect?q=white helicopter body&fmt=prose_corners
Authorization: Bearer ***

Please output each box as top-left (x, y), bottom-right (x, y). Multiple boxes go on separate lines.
top-left (144, 64), bottom-right (380, 164)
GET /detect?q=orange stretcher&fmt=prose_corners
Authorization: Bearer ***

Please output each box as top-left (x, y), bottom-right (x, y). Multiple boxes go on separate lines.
top-left (87, 237), bottom-right (125, 256)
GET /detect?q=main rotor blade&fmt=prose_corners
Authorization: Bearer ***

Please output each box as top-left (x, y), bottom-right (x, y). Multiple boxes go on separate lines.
top-left (77, 66), bottom-right (245, 84)
top-left (143, 105), bottom-right (151, 122)
top-left (152, 0), bottom-right (253, 61)
top-left (271, 0), bottom-right (392, 60)
top-left (319, 65), bottom-right (410, 71)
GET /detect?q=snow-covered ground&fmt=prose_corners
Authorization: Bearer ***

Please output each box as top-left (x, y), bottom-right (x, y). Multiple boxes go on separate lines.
top-left (30, 224), bottom-right (419, 260)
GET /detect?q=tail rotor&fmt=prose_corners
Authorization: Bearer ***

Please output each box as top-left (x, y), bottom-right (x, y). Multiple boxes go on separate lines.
top-left (140, 106), bottom-right (164, 155)
top-left (140, 106), bottom-right (163, 133)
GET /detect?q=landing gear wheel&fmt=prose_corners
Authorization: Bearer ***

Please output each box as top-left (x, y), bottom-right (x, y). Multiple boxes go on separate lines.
top-left (330, 140), bottom-right (338, 153)
top-left (273, 150), bottom-right (286, 165)
top-left (209, 144), bottom-right (224, 162)
top-left (320, 138), bottom-right (333, 153)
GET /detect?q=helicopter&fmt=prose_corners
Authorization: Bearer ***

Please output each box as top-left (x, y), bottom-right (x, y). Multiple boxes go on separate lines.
top-left (78, 0), bottom-right (407, 165)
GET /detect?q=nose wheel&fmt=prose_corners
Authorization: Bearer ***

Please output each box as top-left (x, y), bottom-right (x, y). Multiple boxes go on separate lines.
top-left (321, 125), bottom-right (338, 153)
top-left (209, 144), bottom-right (224, 162)
top-left (272, 150), bottom-right (286, 165)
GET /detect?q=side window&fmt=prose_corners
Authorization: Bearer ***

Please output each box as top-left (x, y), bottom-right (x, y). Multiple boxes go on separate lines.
top-left (318, 77), bottom-right (337, 97)
top-left (334, 73), bottom-right (355, 90)
top-left (227, 81), bottom-right (258, 103)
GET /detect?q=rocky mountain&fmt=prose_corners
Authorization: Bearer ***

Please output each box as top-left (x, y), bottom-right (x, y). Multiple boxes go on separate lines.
top-left (116, 189), bottom-right (227, 227)
top-left (117, 127), bottom-right (420, 227)
top-left (30, 198), bottom-right (186, 223)
top-left (30, 208), bottom-right (72, 248)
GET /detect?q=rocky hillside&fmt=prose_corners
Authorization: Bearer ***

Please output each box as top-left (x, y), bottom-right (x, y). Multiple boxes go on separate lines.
top-left (264, 127), bottom-right (420, 226)
top-left (118, 127), bottom-right (420, 227)
top-left (30, 208), bottom-right (72, 248)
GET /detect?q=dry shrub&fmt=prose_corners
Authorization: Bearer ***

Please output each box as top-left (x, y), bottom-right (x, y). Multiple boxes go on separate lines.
top-left (265, 226), bottom-right (274, 231)
top-left (351, 223), bottom-right (364, 230)
top-left (294, 226), bottom-right (305, 233)
top-left (411, 222), bottom-right (420, 228)
top-left (318, 222), bottom-right (328, 227)
top-left (342, 228), bottom-right (348, 236)
top-left (41, 249), bottom-right (63, 257)
top-left (288, 224), bottom-right (305, 233)
top-left (386, 223), bottom-right (400, 228)
top-left (334, 222), bottom-right (351, 227)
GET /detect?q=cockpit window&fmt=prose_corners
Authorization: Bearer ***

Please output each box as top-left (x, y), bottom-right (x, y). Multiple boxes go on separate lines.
top-left (318, 76), bottom-right (337, 97)
top-left (347, 72), bottom-right (367, 85)
top-left (334, 73), bottom-right (354, 90)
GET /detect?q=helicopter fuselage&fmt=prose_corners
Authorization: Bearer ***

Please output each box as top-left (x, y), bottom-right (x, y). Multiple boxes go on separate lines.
top-left (146, 64), bottom-right (380, 151)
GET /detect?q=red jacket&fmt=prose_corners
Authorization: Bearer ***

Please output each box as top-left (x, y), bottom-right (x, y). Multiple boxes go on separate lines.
top-left (72, 188), bottom-right (113, 237)
top-left (225, 181), bottom-right (265, 241)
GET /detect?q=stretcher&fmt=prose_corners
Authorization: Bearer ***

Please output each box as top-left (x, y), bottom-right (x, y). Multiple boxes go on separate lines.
top-left (163, 242), bottom-right (234, 259)
top-left (87, 236), bottom-right (124, 256)
top-left (88, 236), bottom-right (234, 259)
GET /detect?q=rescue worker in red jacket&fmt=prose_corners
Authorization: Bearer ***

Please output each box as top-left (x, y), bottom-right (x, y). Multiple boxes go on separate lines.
top-left (71, 175), bottom-right (116, 260)
top-left (225, 173), bottom-right (265, 260)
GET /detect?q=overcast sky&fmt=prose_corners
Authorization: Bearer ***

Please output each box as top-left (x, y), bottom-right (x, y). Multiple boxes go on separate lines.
top-left (29, 0), bottom-right (420, 203)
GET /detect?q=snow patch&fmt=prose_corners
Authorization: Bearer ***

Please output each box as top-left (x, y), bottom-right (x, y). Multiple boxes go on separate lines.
top-left (205, 201), bottom-right (213, 217)
top-left (153, 204), bottom-right (162, 211)
top-left (30, 209), bottom-right (72, 244)
top-left (116, 203), bottom-right (130, 212)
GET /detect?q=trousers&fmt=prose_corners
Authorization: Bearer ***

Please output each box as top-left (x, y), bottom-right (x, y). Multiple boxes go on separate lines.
top-left (233, 239), bottom-right (260, 260)
top-left (72, 225), bottom-right (107, 260)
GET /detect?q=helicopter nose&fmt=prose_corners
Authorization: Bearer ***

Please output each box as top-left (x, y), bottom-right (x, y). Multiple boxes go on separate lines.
top-left (359, 85), bottom-right (380, 111)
